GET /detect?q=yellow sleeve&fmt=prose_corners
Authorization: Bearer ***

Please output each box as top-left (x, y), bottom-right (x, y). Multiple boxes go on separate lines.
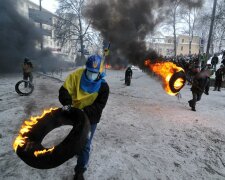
top-left (63, 72), bottom-right (76, 96)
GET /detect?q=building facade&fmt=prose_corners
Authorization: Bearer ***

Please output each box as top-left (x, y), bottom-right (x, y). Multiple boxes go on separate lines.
top-left (148, 33), bottom-right (200, 57)
top-left (17, 0), bottom-right (57, 50)
top-left (177, 35), bottom-right (200, 56)
top-left (16, 0), bottom-right (75, 61)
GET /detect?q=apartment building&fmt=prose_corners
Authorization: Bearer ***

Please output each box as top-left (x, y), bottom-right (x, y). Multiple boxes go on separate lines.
top-left (177, 35), bottom-right (200, 55)
top-left (148, 33), bottom-right (200, 57)
top-left (17, 0), bottom-right (58, 51)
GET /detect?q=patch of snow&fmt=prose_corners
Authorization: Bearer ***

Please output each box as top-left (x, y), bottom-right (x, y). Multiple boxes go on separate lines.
top-left (0, 69), bottom-right (225, 180)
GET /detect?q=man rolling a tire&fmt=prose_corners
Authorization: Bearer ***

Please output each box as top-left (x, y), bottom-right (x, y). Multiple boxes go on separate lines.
top-left (58, 55), bottom-right (109, 180)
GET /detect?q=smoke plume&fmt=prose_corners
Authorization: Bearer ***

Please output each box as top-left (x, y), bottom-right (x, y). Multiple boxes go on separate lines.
top-left (85, 0), bottom-right (204, 68)
top-left (0, 0), bottom-right (63, 73)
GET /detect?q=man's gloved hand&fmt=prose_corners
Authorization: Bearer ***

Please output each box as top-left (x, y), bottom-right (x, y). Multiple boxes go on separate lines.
top-left (62, 105), bottom-right (71, 111)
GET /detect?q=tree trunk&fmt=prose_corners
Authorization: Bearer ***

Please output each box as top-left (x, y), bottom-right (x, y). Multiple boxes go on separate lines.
top-left (39, 0), bottom-right (43, 50)
top-left (78, 14), bottom-right (85, 65)
top-left (189, 11), bottom-right (191, 55)
top-left (206, 0), bottom-right (217, 60)
top-left (173, 9), bottom-right (177, 58)
top-left (210, 35), bottom-right (214, 55)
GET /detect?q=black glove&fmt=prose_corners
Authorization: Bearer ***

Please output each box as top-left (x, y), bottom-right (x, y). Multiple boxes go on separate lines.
top-left (205, 91), bottom-right (209, 95)
top-left (59, 86), bottom-right (72, 106)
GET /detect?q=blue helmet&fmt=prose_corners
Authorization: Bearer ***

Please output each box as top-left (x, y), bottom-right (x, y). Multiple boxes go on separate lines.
top-left (86, 55), bottom-right (102, 73)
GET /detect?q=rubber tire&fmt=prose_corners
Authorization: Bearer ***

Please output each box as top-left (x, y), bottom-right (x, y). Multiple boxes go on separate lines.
top-left (15, 80), bottom-right (34, 96)
top-left (15, 108), bottom-right (90, 169)
top-left (169, 71), bottom-right (186, 93)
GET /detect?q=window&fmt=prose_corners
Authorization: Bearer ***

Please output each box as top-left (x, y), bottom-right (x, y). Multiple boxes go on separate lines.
top-left (168, 39), bottom-right (172, 43)
top-left (182, 39), bottom-right (184, 43)
top-left (181, 46), bottom-right (183, 51)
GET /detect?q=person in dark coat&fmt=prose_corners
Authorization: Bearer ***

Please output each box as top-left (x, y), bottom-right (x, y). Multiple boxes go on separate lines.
top-left (211, 54), bottom-right (219, 71)
top-left (125, 66), bottom-right (133, 85)
top-left (188, 70), bottom-right (211, 111)
top-left (22, 57), bottom-right (33, 87)
top-left (213, 65), bottom-right (224, 91)
top-left (221, 58), bottom-right (225, 66)
top-left (222, 51), bottom-right (225, 60)
top-left (58, 55), bottom-right (109, 180)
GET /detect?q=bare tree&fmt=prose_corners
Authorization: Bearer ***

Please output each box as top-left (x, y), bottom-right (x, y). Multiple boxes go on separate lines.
top-left (55, 0), bottom-right (98, 65)
top-left (197, 0), bottom-right (225, 55)
top-left (195, 7), bottom-right (211, 53)
top-left (164, 0), bottom-right (190, 57)
top-left (161, 0), bottom-right (203, 57)
top-left (206, 0), bottom-right (217, 58)
top-left (168, 0), bottom-right (182, 57)
top-left (180, 6), bottom-right (200, 55)
top-left (214, 0), bottom-right (225, 52)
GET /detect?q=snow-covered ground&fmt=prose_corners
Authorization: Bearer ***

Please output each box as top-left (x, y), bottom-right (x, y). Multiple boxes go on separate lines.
top-left (0, 69), bottom-right (225, 180)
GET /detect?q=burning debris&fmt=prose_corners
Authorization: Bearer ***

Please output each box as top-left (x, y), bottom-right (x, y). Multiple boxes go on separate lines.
top-left (84, 0), bottom-right (203, 95)
top-left (144, 60), bottom-right (186, 96)
top-left (13, 107), bottom-right (58, 153)
top-left (13, 107), bottom-right (90, 169)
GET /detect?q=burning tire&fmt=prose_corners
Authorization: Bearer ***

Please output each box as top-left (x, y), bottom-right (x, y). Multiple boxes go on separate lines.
top-left (15, 80), bottom-right (34, 96)
top-left (13, 107), bottom-right (90, 169)
top-left (169, 71), bottom-right (186, 94)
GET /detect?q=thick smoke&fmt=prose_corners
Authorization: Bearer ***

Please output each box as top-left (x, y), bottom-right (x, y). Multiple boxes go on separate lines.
top-left (0, 0), bottom-right (63, 73)
top-left (85, 0), bottom-right (203, 68)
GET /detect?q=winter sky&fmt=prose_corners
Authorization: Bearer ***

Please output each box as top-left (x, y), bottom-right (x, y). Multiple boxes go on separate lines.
top-left (29, 0), bottom-right (58, 13)
top-left (28, 0), bottom-right (214, 14)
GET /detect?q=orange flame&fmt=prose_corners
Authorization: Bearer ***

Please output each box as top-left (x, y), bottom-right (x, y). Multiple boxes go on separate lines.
top-left (13, 107), bottom-right (58, 156)
top-left (144, 59), bottom-right (185, 96)
top-left (34, 147), bottom-right (55, 157)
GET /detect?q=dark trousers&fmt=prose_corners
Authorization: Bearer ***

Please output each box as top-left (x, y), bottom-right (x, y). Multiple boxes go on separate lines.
top-left (125, 75), bottom-right (131, 85)
top-left (212, 64), bottom-right (217, 71)
top-left (214, 79), bottom-right (222, 90)
top-left (23, 72), bottom-right (33, 87)
top-left (75, 124), bottom-right (97, 173)
top-left (189, 91), bottom-right (202, 108)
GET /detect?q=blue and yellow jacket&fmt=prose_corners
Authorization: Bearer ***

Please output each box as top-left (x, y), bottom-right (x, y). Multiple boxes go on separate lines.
top-left (59, 68), bottom-right (109, 124)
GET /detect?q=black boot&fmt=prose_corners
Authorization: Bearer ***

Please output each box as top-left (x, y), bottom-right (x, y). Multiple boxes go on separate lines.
top-left (188, 100), bottom-right (193, 107)
top-left (191, 107), bottom-right (196, 111)
top-left (74, 167), bottom-right (85, 180)
top-left (74, 171), bottom-right (84, 180)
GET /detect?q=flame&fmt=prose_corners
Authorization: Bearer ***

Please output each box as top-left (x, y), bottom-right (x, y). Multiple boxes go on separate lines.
top-left (13, 107), bottom-right (58, 156)
top-left (144, 60), bottom-right (185, 96)
top-left (34, 147), bottom-right (55, 157)
top-left (105, 64), bottom-right (111, 69)
top-left (174, 78), bottom-right (184, 90)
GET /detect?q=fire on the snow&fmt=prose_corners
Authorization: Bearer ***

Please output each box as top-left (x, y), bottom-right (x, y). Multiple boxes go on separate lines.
top-left (13, 107), bottom-right (58, 157)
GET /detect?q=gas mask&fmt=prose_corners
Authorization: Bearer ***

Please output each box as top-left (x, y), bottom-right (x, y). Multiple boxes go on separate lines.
top-left (86, 70), bottom-right (99, 81)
